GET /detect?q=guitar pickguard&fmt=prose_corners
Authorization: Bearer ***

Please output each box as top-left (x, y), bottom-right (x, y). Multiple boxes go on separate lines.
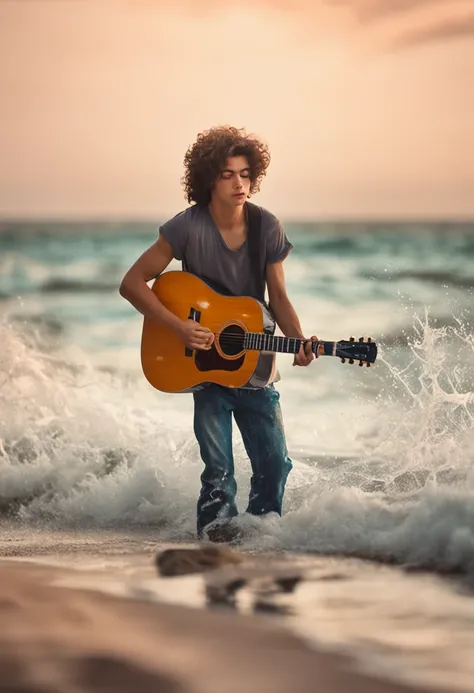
top-left (195, 345), bottom-right (245, 372)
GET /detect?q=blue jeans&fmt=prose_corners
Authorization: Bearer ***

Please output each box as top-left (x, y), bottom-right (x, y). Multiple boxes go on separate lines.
top-left (193, 384), bottom-right (292, 535)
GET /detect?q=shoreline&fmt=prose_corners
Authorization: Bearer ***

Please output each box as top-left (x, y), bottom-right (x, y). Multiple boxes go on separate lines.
top-left (0, 560), bottom-right (446, 693)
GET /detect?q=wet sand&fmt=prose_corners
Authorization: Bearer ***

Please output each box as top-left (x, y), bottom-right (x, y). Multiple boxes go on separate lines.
top-left (0, 528), bottom-right (456, 693)
top-left (0, 559), bottom-right (445, 693)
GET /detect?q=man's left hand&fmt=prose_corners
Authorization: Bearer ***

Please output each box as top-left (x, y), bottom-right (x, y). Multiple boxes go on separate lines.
top-left (293, 336), bottom-right (318, 367)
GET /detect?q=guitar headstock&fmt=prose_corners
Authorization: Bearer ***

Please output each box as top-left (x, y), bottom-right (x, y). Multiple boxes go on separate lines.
top-left (336, 336), bottom-right (377, 367)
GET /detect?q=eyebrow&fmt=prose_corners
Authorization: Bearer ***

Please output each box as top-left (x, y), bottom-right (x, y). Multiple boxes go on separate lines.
top-left (221, 167), bottom-right (250, 173)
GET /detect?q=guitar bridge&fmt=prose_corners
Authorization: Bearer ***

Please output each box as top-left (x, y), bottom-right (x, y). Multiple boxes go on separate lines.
top-left (185, 307), bottom-right (201, 357)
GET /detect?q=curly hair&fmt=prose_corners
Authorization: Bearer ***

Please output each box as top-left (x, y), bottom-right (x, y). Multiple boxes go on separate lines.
top-left (181, 126), bottom-right (271, 206)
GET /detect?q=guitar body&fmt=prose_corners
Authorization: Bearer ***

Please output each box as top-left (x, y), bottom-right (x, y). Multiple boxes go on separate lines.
top-left (141, 271), bottom-right (276, 393)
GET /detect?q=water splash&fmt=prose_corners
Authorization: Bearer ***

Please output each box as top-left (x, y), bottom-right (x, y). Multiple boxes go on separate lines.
top-left (0, 320), bottom-right (200, 536)
top-left (1, 308), bottom-right (474, 574)
top-left (245, 309), bottom-right (474, 574)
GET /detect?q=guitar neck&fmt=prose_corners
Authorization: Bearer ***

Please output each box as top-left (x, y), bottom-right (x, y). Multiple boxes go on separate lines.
top-left (244, 333), bottom-right (334, 356)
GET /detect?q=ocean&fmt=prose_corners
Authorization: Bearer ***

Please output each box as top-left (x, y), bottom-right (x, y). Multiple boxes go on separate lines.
top-left (1, 218), bottom-right (474, 690)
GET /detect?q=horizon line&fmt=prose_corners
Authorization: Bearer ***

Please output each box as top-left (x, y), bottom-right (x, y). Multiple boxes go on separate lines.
top-left (1, 215), bottom-right (474, 225)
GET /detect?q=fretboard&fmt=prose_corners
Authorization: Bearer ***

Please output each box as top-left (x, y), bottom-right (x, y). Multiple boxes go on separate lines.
top-left (243, 333), bottom-right (317, 354)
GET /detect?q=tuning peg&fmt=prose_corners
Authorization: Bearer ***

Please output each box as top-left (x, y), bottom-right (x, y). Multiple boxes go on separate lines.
top-left (367, 337), bottom-right (372, 343)
top-left (349, 359), bottom-right (354, 364)
top-left (359, 361), bottom-right (364, 366)
top-left (349, 336), bottom-right (355, 342)
top-left (359, 337), bottom-right (363, 342)
top-left (367, 362), bottom-right (371, 367)
top-left (341, 358), bottom-right (346, 363)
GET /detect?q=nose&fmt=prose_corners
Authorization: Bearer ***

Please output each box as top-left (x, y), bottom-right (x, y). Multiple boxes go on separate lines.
top-left (234, 175), bottom-right (244, 189)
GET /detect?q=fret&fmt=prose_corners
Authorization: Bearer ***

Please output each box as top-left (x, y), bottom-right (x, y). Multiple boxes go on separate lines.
top-left (245, 333), bottom-right (322, 354)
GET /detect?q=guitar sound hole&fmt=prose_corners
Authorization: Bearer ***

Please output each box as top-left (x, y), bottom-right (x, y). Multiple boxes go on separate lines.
top-left (218, 325), bottom-right (245, 357)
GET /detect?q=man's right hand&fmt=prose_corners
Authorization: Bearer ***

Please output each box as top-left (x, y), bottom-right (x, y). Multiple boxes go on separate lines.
top-left (176, 319), bottom-right (215, 350)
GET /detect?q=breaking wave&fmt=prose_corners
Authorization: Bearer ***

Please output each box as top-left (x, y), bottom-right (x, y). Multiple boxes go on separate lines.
top-left (1, 310), bottom-right (474, 575)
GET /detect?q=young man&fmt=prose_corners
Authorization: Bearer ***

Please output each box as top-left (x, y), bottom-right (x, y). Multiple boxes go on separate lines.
top-left (120, 126), bottom-right (316, 542)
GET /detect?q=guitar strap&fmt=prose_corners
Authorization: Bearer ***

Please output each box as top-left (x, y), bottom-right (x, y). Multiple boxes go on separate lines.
top-left (245, 201), bottom-right (265, 302)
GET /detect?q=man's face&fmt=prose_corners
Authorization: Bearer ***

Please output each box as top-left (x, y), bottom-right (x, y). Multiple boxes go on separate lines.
top-left (211, 156), bottom-right (251, 207)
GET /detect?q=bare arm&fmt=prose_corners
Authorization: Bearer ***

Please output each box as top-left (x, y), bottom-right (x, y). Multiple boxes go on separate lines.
top-left (266, 261), bottom-right (317, 366)
top-left (119, 233), bottom-right (182, 330)
top-left (119, 233), bottom-right (213, 349)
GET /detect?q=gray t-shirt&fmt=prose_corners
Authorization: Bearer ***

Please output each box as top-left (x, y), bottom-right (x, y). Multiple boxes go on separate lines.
top-left (159, 204), bottom-right (292, 298)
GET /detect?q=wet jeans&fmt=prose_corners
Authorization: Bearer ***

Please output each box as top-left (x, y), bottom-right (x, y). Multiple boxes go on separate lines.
top-left (192, 384), bottom-right (293, 535)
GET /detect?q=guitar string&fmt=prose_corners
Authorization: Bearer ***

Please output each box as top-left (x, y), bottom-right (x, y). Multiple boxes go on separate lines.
top-left (209, 334), bottom-right (368, 347)
top-left (206, 334), bottom-right (367, 347)
top-left (209, 334), bottom-right (313, 346)
top-left (211, 332), bottom-right (367, 342)
top-left (197, 336), bottom-right (371, 357)
top-left (193, 332), bottom-right (372, 355)
top-left (210, 333), bottom-right (317, 342)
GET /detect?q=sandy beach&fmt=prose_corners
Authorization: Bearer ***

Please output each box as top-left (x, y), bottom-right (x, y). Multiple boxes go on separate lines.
top-left (0, 560), bottom-right (442, 693)
top-left (0, 527), bottom-right (460, 693)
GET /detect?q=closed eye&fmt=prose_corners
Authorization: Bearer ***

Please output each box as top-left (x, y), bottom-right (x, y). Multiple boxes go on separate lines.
top-left (221, 168), bottom-right (251, 179)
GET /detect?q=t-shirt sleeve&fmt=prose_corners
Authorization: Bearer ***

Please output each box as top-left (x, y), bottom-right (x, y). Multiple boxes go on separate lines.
top-left (263, 211), bottom-right (293, 264)
top-left (158, 210), bottom-right (190, 261)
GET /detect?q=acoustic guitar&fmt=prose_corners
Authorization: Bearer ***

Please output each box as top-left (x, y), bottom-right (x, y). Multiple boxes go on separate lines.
top-left (141, 271), bottom-right (377, 393)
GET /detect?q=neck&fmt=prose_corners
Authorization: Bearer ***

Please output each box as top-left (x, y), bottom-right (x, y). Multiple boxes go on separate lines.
top-left (208, 198), bottom-right (245, 230)
top-left (244, 332), bottom-right (317, 355)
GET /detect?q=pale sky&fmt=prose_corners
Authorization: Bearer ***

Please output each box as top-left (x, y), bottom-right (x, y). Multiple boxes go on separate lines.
top-left (1, 0), bottom-right (473, 220)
